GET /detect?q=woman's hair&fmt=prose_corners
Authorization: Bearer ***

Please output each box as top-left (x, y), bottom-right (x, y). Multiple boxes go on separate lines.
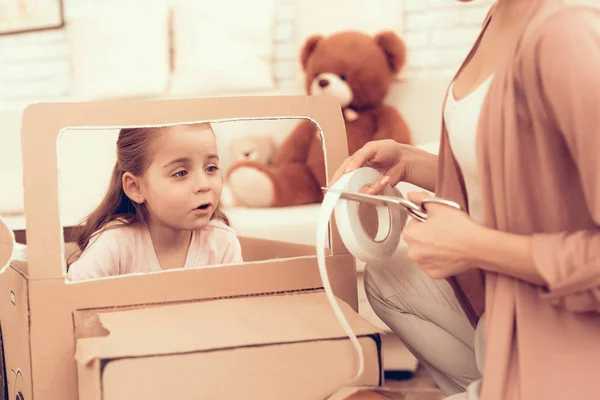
top-left (70, 124), bottom-right (229, 257)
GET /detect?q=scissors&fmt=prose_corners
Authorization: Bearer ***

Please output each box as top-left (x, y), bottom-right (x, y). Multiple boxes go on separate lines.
top-left (322, 187), bottom-right (462, 222)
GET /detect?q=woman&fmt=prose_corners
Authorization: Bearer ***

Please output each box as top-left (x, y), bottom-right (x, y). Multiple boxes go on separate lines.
top-left (330, 0), bottom-right (600, 399)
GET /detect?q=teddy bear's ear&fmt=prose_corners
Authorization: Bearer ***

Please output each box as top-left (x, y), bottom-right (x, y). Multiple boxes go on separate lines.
top-left (300, 35), bottom-right (323, 71)
top-left (374, 31), bottom-right (407, 75)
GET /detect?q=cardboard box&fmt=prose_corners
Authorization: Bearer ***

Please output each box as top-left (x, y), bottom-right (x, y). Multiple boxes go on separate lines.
top-left (74, 292), bottom-right (382, 400)
top-left (0, 96), bottom-right (383, 399)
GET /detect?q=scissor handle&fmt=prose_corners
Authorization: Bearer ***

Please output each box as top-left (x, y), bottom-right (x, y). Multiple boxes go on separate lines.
top-left (407, 197), bottom-right (463, 222)
top-left (421, 197), bottom-right (462, 211)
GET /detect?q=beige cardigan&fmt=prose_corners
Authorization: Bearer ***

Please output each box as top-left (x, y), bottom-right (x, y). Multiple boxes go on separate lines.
top-left (436, 0), bottom-right (600, 399)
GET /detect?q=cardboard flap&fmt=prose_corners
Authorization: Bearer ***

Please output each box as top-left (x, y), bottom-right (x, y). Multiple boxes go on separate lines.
top-left (75, 292), bottom-right (381, 365)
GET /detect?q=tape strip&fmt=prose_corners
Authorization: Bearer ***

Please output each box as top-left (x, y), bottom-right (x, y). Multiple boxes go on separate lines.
top-left (317, 167), bottom-right (405, 387)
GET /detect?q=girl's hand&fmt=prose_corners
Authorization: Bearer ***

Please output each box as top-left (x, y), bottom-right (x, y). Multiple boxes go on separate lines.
top-left (403, 191), bottom-right (484, 279)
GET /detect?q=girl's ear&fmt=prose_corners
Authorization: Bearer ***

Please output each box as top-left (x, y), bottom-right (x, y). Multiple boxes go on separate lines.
top-left (122, 172), bottom-right (145, 204)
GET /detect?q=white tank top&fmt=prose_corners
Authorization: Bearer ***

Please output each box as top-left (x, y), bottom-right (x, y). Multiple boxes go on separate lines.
top-left (443, 76), bottom-right (494, 224)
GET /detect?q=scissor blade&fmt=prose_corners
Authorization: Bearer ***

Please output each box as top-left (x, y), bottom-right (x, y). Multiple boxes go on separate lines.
top-left (321, 187), bottom-right (415, 212)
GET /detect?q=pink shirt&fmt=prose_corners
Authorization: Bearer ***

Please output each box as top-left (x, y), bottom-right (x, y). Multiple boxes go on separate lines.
top-left (67, 219), bottom-right (243, 281)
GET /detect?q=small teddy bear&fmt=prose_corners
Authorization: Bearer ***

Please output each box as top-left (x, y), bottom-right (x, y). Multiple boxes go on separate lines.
top-left (229, 135), bottom-right (277, 166)
top-left (222, 135), bottom-right (277, 207)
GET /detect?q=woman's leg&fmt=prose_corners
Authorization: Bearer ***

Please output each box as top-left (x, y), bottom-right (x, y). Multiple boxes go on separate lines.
top-left (363, 247), bottom-right (481, 396)
top-left (444, 314), bottom-right (486, 400)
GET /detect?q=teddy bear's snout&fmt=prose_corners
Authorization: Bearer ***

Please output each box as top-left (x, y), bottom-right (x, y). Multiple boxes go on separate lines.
top-left (318, 79), bottom-right (330, 88)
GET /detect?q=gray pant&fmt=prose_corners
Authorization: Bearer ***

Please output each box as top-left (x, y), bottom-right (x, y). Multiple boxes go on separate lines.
top-left (364, 247), bottom-right (485, 399)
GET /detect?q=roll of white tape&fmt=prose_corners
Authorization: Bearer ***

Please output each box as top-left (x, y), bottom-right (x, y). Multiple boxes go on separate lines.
top-left (333, 168), bottom-right (404, 262)
top-left (316, 167), bottom-right (405, 388)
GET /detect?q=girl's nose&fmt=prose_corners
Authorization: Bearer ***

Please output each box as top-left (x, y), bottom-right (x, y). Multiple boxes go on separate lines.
top-left (195, 173), bottom-right (211, 192)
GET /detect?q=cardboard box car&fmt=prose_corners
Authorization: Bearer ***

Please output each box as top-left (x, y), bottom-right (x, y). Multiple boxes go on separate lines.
top-left (0, 96), bottom-right (385, 400)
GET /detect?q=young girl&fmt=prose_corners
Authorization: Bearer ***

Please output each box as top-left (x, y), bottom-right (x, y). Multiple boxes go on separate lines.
top-left (67, 123), bottom-right (243, 281)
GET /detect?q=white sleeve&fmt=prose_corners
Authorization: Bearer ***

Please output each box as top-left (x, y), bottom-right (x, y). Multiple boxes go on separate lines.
top-left (67, 229), bottom-right (121, 281)
top-left (221, 231), bottom-right (243, 265)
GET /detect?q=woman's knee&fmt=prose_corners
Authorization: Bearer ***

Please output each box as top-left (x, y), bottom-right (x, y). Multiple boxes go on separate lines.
top-left (364, 265), bottom-right (396, 310)
top-left (363, 258), bottom-right (431, 316)
top-left (363, 269), bottom-right (405, 333)
top-left (363, 260), bottom-right (476, 344)
top-left (363, 263), bottom-right (414, 320)
top-left (364, 251), bottom-right (467, 317)
top-left (363, 266), bottom-right (384, 304)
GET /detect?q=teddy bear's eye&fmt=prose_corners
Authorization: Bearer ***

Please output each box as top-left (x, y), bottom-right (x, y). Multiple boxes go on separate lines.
top-left (340, 74), bottom-right (347, 81)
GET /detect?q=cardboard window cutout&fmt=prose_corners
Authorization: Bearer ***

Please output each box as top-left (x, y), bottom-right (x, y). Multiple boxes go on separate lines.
top-left (56, 117), bottom-right (319, 279)
top-left (56, 117), bottom-right (329, 282)
top-left (20, 96), bottom-right (347, 280)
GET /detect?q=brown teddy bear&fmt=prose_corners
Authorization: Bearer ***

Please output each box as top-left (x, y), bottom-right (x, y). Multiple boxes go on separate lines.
top-left (225, 30), bottom-right (412, 208)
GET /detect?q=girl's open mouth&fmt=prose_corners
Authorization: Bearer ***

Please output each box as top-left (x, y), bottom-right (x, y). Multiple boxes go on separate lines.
top-left (195, 203), bottom-right (212, 211)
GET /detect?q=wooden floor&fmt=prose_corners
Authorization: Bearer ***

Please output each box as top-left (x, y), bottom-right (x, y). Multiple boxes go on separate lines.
top-left (383, 365), bottom-right (445, 400)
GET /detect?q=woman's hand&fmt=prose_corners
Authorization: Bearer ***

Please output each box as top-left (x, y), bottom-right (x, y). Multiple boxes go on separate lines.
top-left (403, 192), bottom-right (546, 285)
top-left (403, 191), bottom-right (484, 279)
top-left (329, 139), bottom-right (408, 194)
top-left (329, 140), bottom-right (439, 194)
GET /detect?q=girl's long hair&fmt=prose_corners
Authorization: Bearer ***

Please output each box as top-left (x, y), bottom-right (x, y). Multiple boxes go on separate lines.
top-left (69, 125), bottom-right (229, 263)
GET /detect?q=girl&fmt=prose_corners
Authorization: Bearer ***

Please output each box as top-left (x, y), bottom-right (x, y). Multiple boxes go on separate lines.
top-left (331, 0), bottom-right (600, 399)
top-left (67, 123), bottom-right (243, 281)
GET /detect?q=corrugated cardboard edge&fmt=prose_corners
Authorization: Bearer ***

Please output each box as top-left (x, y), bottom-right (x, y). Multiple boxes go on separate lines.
top-left (75, 291), bottom-right (383, 366)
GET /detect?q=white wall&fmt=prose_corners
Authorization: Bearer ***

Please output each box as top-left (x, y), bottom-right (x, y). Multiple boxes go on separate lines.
top-left (403, 0), bottom-right (494, 78)
top-left (0, 0), bottom-right (494, 106)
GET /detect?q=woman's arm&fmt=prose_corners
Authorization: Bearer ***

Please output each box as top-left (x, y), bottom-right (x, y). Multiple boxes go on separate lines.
top-left (469, 229), bottom-right (544, 285)
top-left (403, 144), bottom-right (438, 193)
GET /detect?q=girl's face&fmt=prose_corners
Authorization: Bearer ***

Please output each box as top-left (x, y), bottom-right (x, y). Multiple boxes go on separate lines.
top-left (125, 124), bottom-right (223, 232)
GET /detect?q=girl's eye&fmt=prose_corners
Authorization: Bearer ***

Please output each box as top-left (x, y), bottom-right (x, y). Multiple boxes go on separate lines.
top-left (206, 165), bottom-right (219, 173)
top-left (172, 170), bottom-right (188, 178)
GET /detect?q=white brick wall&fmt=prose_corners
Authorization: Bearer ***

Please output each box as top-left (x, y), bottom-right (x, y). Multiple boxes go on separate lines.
top-left (273, 0), bottom-right (299, 93)
top-left (0, 28), bottom-right (71, 103)
top-left (403, 0), bottom-right (494, 78)
top-left (0, 0), bottom-right (494, 107)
